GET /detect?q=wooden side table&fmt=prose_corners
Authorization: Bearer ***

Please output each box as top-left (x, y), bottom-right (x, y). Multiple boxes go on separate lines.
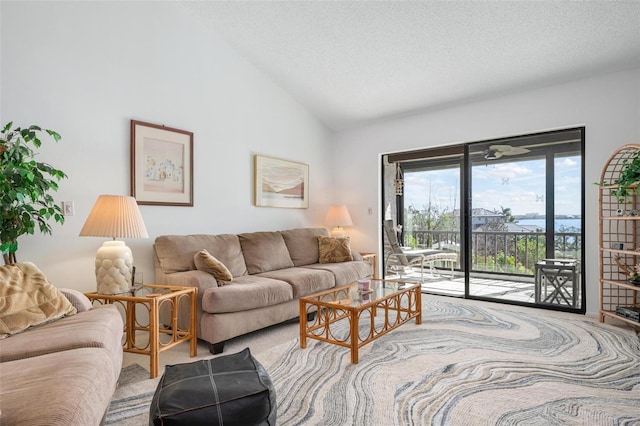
top-left (86, 284), bottom-right (198, 378)
top-left (360, 252), bottom-right (378, 279)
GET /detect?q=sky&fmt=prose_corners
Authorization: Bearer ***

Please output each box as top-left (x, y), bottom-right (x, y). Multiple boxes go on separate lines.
top-left (404, 155), bottom-right (582, 216)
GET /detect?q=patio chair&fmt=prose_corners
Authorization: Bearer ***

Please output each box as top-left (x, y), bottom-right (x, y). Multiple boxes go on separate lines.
top-left (383, 219), bottom-right (458, 282)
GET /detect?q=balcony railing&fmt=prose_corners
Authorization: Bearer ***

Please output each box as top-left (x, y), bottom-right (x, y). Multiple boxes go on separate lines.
top-left (404, 229), bottom-right (581, 276)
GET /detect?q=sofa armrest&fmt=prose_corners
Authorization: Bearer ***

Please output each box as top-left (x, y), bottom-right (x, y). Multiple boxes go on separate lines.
top-left (351, 250), bottom-right (363, 261)
top-left (162, 270), bottom-right (219, 292)
top-left (59, 288), bottom-right (93, 312)
top-left (160, 270), bottom-right (219, 339)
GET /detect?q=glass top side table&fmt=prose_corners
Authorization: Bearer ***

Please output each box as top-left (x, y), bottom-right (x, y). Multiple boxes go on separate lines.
top-left (86, 284), bottom-right (198, 378)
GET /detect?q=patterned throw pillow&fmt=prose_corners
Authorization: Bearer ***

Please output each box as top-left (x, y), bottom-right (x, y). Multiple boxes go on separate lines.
top-left (318, 236), bottom-right (354, 264)
top-left (0, 262), bottom-right (77, 339)
top-left (194, 249), bottom-right (234, 285)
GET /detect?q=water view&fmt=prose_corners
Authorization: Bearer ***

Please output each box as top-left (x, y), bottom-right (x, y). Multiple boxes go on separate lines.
top-left (517, 218), bottom-right (582, 232)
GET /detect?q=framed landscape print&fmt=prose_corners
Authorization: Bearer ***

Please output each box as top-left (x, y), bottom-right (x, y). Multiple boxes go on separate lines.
top-left (254, 155), bottom-right (309, 209)
top-left (131, 120), bottom-right (193, 206)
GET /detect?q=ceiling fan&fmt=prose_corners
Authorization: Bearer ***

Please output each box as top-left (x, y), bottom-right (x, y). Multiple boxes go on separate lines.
top-left (484, 144), bottom-right (531, 160)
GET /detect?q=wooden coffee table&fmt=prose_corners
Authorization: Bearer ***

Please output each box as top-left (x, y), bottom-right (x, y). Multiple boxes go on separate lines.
top-left (299, 279), bottom-right (421, 363)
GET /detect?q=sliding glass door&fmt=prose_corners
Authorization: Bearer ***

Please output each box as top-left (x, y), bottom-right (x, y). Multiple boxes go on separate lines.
top-left (382, 128), bottom-right (585, 313)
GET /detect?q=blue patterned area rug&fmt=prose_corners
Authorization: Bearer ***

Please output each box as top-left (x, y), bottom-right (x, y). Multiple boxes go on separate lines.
top-left (105, 363), bottom-right (159, 425)
top-left (107, 299), bottom-right (640, 425)
top-left (259, 299), bottom-right (640, 425)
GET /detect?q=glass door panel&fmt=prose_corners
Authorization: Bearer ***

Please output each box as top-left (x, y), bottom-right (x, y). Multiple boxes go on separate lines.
top-left (469, 148), bottom-right (546, 303)
top-left (467, 132), bottom-right (583, 310)
top-left (402, 163), bottom-right (463, 295)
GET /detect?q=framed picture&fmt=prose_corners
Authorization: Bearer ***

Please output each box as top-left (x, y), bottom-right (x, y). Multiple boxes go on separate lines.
top-left (254, 155), bottom-right (309, 209)
top-left (131, 120), bottom-right (193, 206)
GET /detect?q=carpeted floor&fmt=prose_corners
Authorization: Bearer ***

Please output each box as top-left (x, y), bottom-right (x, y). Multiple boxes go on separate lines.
top-left (107, 297), bottom-right (640, 425)
top-left (105, 364), bottom-right (160, 425)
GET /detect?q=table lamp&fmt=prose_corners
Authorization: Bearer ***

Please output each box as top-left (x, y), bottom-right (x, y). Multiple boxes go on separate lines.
top-left (80, 195), bottom-right (148, 294)
top-left (325, 205), bottom-right (353, 238)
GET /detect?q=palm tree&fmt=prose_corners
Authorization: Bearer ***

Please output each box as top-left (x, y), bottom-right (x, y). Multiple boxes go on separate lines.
top-left (500, 206), bottom-right (516, 223)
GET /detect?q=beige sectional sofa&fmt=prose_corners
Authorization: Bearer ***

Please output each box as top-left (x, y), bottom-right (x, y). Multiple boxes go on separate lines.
top-left (0, 263), bottom-right (123, 426)
top-left (154, 227), bottom-right (372, 354)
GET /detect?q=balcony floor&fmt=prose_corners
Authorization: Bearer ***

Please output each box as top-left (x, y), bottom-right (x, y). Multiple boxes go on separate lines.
top-left (420, 276), bottom-right (535, 303)
top-left (384, 268), bottom-right (578, 307)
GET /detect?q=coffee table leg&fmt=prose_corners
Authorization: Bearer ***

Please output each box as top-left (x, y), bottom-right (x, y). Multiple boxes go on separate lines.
top-left (299, 299), bottom-right (307, 349)
top-left (415, 288), bottom-right (422, 324)
top-left (350, 309), bottom-right (359, 363)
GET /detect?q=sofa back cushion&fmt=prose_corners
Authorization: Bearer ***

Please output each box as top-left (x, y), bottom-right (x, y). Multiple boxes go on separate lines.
top-left (280, 228), bottom-right (329, 266)
top-left (239, 231), bottom-right (294, 274)
top-left (154, 234), bottom-right (248, 277)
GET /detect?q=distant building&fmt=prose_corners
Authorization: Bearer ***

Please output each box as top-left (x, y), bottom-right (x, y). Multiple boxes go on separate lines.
top-left (454, 208), bottom-right (506, 228)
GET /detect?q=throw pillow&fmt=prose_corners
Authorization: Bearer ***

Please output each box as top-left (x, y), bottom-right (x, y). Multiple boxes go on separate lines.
top-left (194, 249), bottom-right (234, 285)
top-left (318, 236), bottom-right (354, 264)
top-left (0, 262), bottom-right (77, 339)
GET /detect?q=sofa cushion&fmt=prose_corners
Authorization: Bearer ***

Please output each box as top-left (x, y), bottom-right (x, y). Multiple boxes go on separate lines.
top-left (318, 236), bottom-right (354, 264)
top-left (302, 260), bottom-right (373, 286)
top-left (194, 249), bottom-right (234, 285)
top-left (155, 234), bottom-right (248, 277)
top-left (0, 305), bottom-right (123, 363)
top-left (258, 267), bottom-right (335, 298)
top-left (239, 231), bottom-right (294, 274)
top-left (201, 276), bottom-right (293, 314)
top-left (0, 262), bottom-right (76, 339)
top-left (0, 347), bottom-right (121, 426)
top-left (280, 228), bottom-right (329, 266)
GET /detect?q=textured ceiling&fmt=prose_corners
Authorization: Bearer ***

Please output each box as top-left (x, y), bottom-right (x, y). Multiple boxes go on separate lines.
top-left (181, 1), bottom-right (640, 131)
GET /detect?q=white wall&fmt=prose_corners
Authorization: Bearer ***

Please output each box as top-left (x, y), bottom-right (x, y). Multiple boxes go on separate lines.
top-left (333, 68), bottom-right (640, 315)
top-left (3, 2), bottom-right (639, 316)
top-left (1, 1), bottom-right (334, 291)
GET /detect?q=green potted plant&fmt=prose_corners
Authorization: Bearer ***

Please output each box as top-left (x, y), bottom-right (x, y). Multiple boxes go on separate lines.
top-left (1, 122), bottom-right (67, 265)
top-left (597, 150), bottom-right (640, 203)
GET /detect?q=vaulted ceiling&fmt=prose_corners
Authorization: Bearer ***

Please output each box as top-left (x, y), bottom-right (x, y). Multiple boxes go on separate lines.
top-left (182, 1), bottom-right (640, 131)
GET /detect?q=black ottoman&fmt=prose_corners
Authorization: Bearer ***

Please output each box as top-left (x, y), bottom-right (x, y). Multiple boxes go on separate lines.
top-left (149, 348), bottom-right (276, 426)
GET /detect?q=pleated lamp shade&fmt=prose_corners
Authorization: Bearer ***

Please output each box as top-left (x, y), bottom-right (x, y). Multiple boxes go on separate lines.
top-left (325, 205), bottom-right (353, 238)
top-left (80, 195), bottom-right (148, 294)
top-left (80, 195), bottom-right (148, 239)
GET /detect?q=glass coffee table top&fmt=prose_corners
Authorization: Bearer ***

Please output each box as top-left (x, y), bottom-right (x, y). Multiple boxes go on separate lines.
top-left (299, 279), bottom-right (422, 363)
top-left (303, 279), bottom-right (417, 307)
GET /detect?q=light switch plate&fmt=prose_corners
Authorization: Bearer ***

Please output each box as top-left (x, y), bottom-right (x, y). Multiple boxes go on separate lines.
top-left (62, 201), bottom-right (75, 216)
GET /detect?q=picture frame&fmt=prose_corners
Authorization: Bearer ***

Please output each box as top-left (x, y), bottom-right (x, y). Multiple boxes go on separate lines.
top-left (254, 155), bottom-right (309, 209)
top-left (131, 120), bottom-right (193, 206)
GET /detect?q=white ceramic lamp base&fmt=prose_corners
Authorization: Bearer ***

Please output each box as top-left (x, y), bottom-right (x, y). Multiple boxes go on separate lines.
top-left (95, 240), bottom-right (134, 294)
top-left (331, 227), bottom-right (347, 238)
